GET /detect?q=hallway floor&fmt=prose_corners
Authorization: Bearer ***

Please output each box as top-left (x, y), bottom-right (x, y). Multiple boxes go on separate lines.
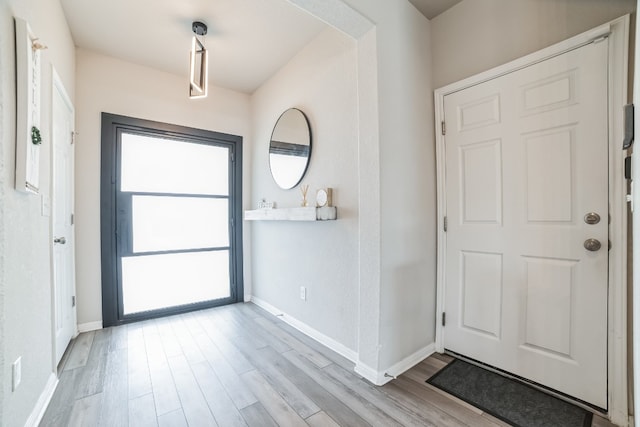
top-left (39, 302), bottom-right (615, 426)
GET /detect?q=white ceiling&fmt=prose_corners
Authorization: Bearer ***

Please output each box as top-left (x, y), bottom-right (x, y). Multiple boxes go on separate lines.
top-left (60, 0), bottom-right (462, 94)
top-left (60, 0), bottom-right (328, 94)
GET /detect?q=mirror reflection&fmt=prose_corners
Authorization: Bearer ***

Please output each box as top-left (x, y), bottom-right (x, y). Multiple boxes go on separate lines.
top-left (269, 108), bottom-right (311, 189)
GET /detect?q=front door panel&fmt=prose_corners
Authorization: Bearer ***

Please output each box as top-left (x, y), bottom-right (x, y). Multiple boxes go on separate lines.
top-left (443, 40), bottom-right (608, 408)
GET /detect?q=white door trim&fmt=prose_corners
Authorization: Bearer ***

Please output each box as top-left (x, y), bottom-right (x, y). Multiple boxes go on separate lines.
top-left (50, 66), bottom-right (77, 370)
top-left (434, 16), bottom-right (630, 426)
top-left (632, 3), bottom-right (640, 426)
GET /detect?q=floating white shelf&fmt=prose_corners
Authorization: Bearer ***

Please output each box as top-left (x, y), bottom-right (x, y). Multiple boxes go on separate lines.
top-left (244, 206), bottom-right (337, 221)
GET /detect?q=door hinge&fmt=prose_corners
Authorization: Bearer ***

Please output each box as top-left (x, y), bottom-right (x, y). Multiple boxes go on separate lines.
top-left (72, 296), bottom-right (76, 307)
top-left (442, 312), bottom-right (446, 326)
top-left (70, 213), bottom-right (74, 225)
top-left (443, 216), bottom-right (448, 232)
top-left (441, 121), bottom-right (446, 136)
top-left (71, 131), bottom-right (77, 145)
top-left (230, 152), bottom-right (235, 162)
top-left (230, 217), bottom-right (235, 228)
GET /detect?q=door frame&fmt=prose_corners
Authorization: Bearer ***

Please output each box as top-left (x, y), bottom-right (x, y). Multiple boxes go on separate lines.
top-left (50, 67), bottom-right (77, 367)
top-left (433, 16), bottom-right (630, 425)
top-left (100, 113), bottom-right (244, 327)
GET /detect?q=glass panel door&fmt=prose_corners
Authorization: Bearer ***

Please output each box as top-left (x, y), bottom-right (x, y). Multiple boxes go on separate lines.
top-left (117, 131), bottom-right (234, 318)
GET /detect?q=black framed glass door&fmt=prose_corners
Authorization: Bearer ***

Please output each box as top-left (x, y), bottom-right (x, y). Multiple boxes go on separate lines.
top-left (101, 113), bottom-right (243, 326)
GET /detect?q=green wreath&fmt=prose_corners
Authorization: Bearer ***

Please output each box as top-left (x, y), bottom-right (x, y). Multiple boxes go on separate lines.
top-left (31, 126), bottom-right (42, 145)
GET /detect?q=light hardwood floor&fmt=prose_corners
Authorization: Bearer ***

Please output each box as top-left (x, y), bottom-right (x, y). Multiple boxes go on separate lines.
top-left (39, 302), bottom-right (615, 426)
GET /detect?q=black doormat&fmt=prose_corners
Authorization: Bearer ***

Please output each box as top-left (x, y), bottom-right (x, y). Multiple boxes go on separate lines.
top-left (426, 359), bottom-right (593, 427)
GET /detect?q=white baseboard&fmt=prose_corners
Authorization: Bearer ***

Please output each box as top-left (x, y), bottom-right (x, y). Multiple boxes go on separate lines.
top-left (77, 321), bottom-right (102, 333)
top-left (354, 362), bottom-right (384, 384)
top-left (386, 342), bottom-right (436, 379)
top-left (25, 372), bottom-right (58, 427)
top-left (356, 342), bottom-right (436, 386)
top-left (249, 296), bottom-right (358, 362)
top-left (249, 296), bottom-right (435, 384)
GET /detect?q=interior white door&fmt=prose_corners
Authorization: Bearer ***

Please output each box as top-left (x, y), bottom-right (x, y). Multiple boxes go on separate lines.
top-left (443, 39), bottom-right (608, 408)
top-left (52, 73), bottom-right (76, 365)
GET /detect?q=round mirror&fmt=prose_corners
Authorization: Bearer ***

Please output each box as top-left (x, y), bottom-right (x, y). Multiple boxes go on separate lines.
top-left (269, 108), bottom-right (312, 189)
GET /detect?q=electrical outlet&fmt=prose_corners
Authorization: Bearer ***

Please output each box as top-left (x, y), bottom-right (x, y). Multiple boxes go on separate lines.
top-left (12, 357), bottom-right (21, 391)
top-left (300, 286), bottom-right (307, 301)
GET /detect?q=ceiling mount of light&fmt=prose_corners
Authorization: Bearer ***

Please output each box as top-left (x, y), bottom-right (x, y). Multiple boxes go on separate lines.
top-left (189, 21), bottom-right (208, 99)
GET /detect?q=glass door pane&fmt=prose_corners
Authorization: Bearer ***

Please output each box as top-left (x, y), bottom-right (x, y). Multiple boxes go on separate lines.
top-left (122, 251), bottom-right (230, 315)
top-left (131, 195), bottom-right (229, 253)
top-left (120, 133), bottom-right (229, 195)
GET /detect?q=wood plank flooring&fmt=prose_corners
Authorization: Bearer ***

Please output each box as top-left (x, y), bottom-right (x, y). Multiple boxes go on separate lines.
top-left (40, 303), bottom-right (615, 426)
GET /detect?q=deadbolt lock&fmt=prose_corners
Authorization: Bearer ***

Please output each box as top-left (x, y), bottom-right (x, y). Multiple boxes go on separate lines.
top-left (584, 212), bottom-right (601, 225)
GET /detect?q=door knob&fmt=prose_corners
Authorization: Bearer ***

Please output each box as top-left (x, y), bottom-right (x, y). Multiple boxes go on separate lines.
top-left (584, 238), bottom-right (601, 251)
top-left (54, 237), bottom-right (66, 244)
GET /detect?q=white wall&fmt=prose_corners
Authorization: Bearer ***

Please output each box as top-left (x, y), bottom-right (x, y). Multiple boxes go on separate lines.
top-left (288, 0), bottom-right (436, 379)
top-left (372, 0), bottom-right (436, 372)
top-left (249, 27), bottom-right (360, 352)
top-left (431, 0), bottom-right (636, 88)
top-left (330, 0), bottom-right (436, 377)
top-left (0, 0), bottom-right (75, 424)
top-left (74, 50), bottom-right (252, 327)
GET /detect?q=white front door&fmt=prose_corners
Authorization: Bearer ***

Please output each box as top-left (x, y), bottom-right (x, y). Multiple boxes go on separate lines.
top-left (52, 72), bottom-right (76, 365)
top-left (442, 39), bottom-right (608, 408)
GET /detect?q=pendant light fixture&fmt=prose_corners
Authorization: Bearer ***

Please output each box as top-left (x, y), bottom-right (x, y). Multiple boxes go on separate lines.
top-left (189, 21), bottom-right (208, 99)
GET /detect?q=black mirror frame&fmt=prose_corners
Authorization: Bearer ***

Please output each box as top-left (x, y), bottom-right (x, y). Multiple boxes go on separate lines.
top-left (268, 108), bottom-right (312, 190)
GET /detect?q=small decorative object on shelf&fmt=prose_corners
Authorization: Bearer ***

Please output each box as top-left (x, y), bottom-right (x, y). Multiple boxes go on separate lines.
top-left (316, 206), bottom-right (337, 221)
top-left (258, 199), bottom-right (275, 209)
top-left (300, 184), bottom-right (309, 207)
top-left (316, 188), bottom-right (333, 207)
